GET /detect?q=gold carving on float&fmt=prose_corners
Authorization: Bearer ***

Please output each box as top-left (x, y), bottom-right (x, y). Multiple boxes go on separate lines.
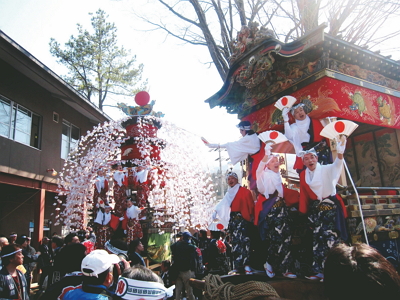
top-left (389, 231), bottom-right (399, 239)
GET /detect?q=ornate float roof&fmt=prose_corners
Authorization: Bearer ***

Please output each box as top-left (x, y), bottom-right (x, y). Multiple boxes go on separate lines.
top-left (206, 24), bottom-right (400, 120)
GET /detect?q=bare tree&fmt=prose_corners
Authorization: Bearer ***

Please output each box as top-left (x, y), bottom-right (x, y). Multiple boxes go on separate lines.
top-left (135, 0), bottom-right (400, 81)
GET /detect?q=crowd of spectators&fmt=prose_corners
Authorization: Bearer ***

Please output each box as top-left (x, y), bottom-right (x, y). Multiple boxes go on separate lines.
top-left (1, 229), bottom-right (399, 300)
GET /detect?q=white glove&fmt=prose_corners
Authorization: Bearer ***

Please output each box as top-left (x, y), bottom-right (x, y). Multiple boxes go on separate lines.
top-left (95, 203), bottom-right (99, 208)
top-left (336, 137), bottom-right (347, 154)
top-left (119, 217), bottom-right (124, 221)
top-left (282, 107), bottom-right (290, 122)
top-left (124, 230), bottom-right (127, 234)
top-left (206, 143), bottom-right (219, 148)
top-left (264, 143), bottom-right (272, 156)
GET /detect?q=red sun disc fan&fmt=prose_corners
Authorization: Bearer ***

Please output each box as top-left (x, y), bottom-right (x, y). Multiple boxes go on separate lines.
top-left (320, 120), bottom-right (358, 140)
top-left (274, 95), bottom-right (297, 111)
top-left (258, 130), bottom-right (288, 144)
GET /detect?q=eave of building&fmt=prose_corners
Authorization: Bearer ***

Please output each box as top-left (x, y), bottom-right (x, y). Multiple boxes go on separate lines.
top-left (206, 24), bottom-right (400, 117)
top-left (0, 30), bottom-right (111, 124)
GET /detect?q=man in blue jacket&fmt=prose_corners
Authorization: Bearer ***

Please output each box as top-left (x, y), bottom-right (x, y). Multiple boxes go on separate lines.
top-left (0, 244), bottom-right (30, 299)
top-left (61, 249), bottom-right (121, 299)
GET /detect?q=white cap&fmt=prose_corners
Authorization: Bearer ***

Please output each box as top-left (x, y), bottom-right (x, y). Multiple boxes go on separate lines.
top-left (81, 249), bottom-right (120, 277)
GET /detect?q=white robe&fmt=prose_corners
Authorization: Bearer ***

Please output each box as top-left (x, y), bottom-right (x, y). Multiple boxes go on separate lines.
top-left (221, 134), bottom-right (260, 165)
top-left (95, 176), bottom-right (106, 193)
top-left (126, 205), bottom-right (142, 219)
top-left (113, 170), bottom-right (127, 187)
top-left (135, 169), bottom-right (149, 183)
top-left (214, 183), bottom-right (240, 228)
top-left (284, 116), bottom-right (312, 156)
top-left (305, 157), bottom-right (343, 200)
top-left (256, 161), bottom-right (283, 199)
top-left (94, 211), bottom-right (111, 225)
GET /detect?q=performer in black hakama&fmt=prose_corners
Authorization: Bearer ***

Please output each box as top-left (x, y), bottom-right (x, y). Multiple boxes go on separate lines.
top-left (255, 144), bottom-right (299, 278)
top-left (299, 139), bottom-right (348, 281)
top-left (212, 172), bottom-right (254, 275)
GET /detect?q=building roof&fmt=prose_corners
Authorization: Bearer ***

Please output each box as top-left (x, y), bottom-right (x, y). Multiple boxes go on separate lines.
top-left (0, 30), bottom-right (111, 124)
top-left (205, 24), bottom-right (400, 117)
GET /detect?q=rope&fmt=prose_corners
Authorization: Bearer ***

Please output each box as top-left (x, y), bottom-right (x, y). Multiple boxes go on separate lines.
top-left (203, 274), bottom-right (280, 300)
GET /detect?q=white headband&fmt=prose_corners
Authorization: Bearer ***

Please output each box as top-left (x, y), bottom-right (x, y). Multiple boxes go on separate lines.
top-left (225, 172), bottom-right (238, 181)
top-left (290, 103), bottom-right (305, 114)
top-left (266, 154), bottom-right (280, 165)
top-left (104, 241), bottom-right (128, 255)
top-left (299, 148), bottom-right (317, 158)
top-left (238, 125), bottom-right (251, 130)
top-left (1, 249), bottom-right (22, 258)
top-left (115, 278), bottom-right (174, 300)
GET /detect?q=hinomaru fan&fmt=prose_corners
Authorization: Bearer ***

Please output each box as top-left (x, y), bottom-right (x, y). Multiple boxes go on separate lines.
top-left (274, 95), bottom-right (297, 111)
top-left (258, 130), bottom-right (288, 145)
top-left (208, 221), bottom-right (225, 231)
top-left (320, 120), bottom-right (359, 140)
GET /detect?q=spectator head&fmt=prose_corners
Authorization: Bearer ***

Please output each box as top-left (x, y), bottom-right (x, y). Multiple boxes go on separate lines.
top-left (81, 249), bottom-right (120, 288)
top-left (161, 260), bottom-right (171, 272)
top-left (15, 236), bottom-right (29, 248)
top-left (51, 235), bottom-right (64, 249)
top-left (64, 232), bottom-right (80, 245)
top-left (58, 243), bottom-right (87, 274)
top-left (42, 236), bottom-right (50, 245)
top-left (9, 232), bottom-right (17, 243)
top-left (199, 229), bottom-right (207, 239)
top-left (115, 265), bottom-right (173, 300)
top-left (77, 230), bottom-right (87, 243)
top-left (1, 244), bottom-right (23, 267)
top-left (128, 239), bottom-right (144, 254)
top-left (324, 243), bottom-right (400, 300)
top-left (210, 231), bottom-right (221, 239)
top-left (105, 239), bottom-right (128, 256)
top-left (182, 231), bottom-right (192, 242)
top-left (175, 232), bottom-right (183, 241)
top-left (0, 237), bottom-right (9, 250)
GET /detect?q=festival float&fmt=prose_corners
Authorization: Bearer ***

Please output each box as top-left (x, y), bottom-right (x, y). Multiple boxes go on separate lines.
top-left (54, 91), bottom-right (216, 264)
top-left (205, 23), bottom-right (400, 271)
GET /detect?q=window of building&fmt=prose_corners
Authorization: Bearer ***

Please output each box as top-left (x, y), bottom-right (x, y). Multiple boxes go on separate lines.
top-left (0, 95), bottom-right (41, 149)
top-left (61, 120), bottom-right (80, 159)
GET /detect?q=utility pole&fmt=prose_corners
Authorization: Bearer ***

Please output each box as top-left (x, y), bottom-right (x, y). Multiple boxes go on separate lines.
top-left (218, 147), bottom-right (224, 198)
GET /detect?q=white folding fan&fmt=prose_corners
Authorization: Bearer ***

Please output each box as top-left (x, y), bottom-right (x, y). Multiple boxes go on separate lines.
top-left (274, 95), bottom-right (297, 111)
top-left (258, 130), bottom-right (288, 144)
top-left (320, 120), bottom-right (359, 140)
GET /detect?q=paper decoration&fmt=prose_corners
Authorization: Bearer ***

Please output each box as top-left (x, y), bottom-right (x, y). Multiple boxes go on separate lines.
top-left (274, 95), bottom-right (297, 111)
top-left (320, 120), bottom-right (359, 140)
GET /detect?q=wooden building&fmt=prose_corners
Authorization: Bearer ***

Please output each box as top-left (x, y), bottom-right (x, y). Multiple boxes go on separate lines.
top-left (0, 30), bottom-right (110, 247)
